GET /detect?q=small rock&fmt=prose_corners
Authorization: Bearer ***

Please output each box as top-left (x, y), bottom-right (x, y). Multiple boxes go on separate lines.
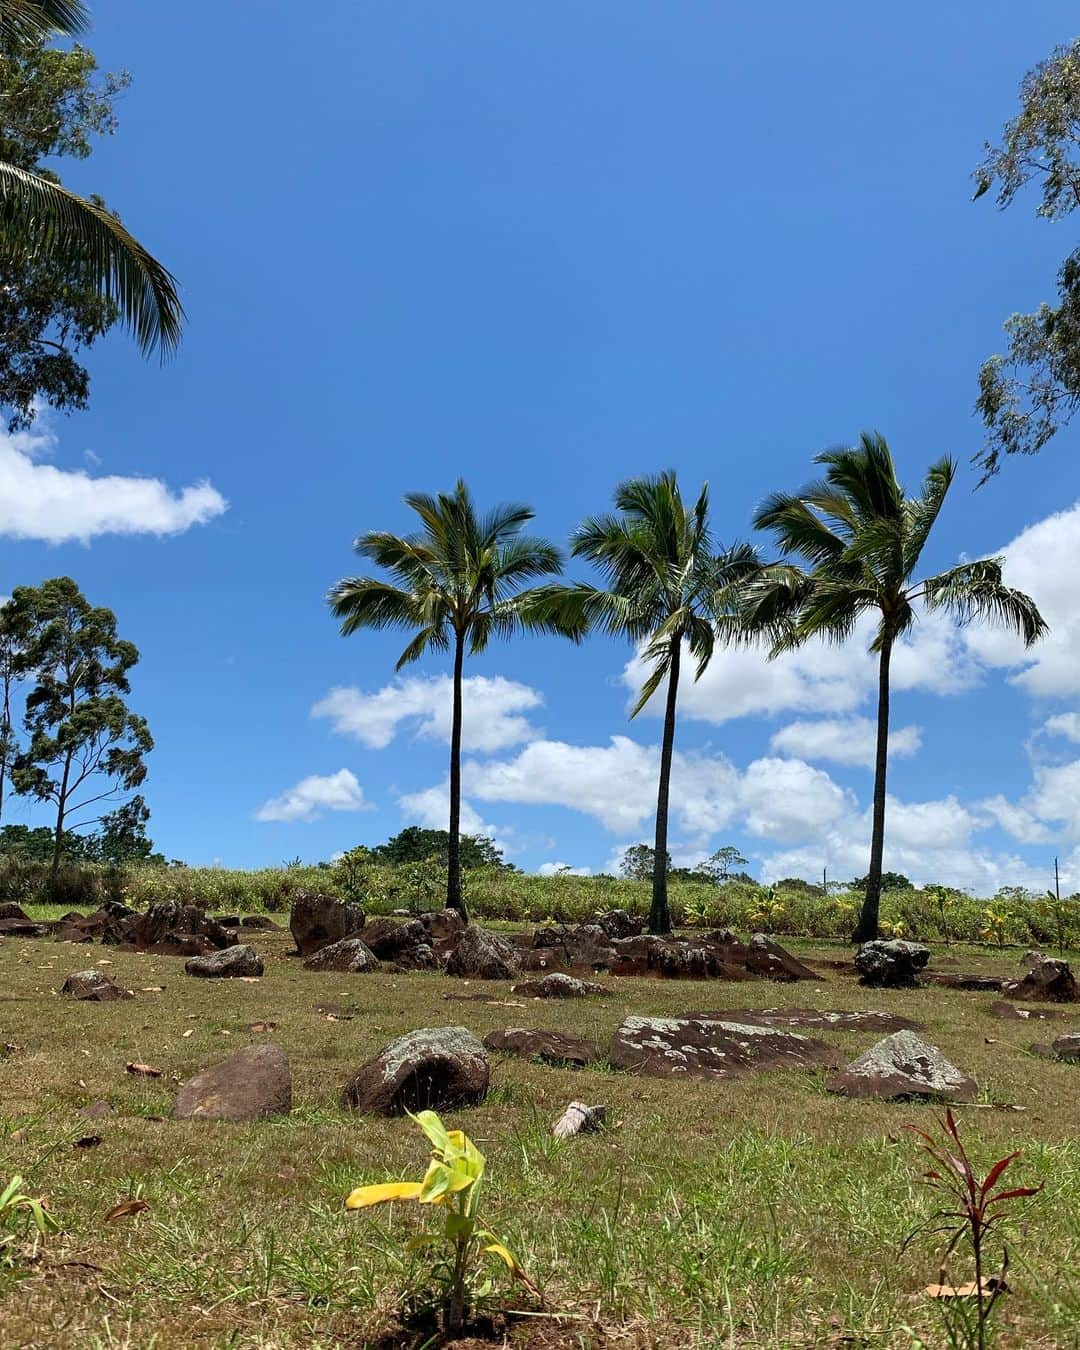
top-left (987, 1000), bottom-right (1064, 1022)
top-left (511, 972), bottom-right (608, 999)
top-left (445, 926), bottom-right (519, 980)
top-left (184, 944), bottom-right (264, 979)
top-left (609, 1015), bottom-right (841, 1080)
top-left (79, 1100), bottom-right (115, 1119)
top-left (483, 1027), bottom-right (601, 1067)
top-left (60, 970), bottom-right (134, 1002)
top-left (854, 940), bottom-right (931, 989)
top-left (303, 937), bottom-right (379, 973)
top-left (342, 1025), bottom-right (489, 1116)
top-left (172, 1044), bottom-right (292, 1121)
top-left (240, 915), bottom-right (278, 930)
top-left (826, 1030), bottom-right (976, 1102)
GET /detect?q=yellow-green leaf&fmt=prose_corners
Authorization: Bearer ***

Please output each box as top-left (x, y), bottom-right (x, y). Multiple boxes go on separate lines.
top-left (410, 1109), bottom-right (451, 1156)
top-left (345, 1182), bottom-right (423, 1209)
top-left (483, 1240), bottom-right (520, 1272)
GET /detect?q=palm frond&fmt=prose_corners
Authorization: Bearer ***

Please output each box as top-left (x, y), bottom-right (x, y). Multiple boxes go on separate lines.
top-left (922, 558), bottom-right (1048, 647)
top-left (328, 578), bottom-right (424, 636)
top-left (903, 456), bottom-right (956, 574)
top-left (0, 0), bottom-right (87, 42)
top-left (753, 492), bottom-right (846, 565)
top-left (629, 647), bottom-right (672, 717)
top-left (0, 163), bottom-right (183, 357)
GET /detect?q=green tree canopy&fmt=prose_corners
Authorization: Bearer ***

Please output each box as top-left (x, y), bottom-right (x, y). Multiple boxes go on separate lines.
top-left (371, 826), bottom-right (509, 871)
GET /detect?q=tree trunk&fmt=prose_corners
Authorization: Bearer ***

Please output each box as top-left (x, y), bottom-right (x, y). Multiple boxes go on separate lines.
top-left (648, 638), bottom-right (681, 935)
top-left (0, 665), bottom-right (10, 825)
top-left (853, 632), bottom-right (893, 943)
top-left (446, 629), bottom-right (468, 922)
top-left (50, 747), bottom-right (74, 879)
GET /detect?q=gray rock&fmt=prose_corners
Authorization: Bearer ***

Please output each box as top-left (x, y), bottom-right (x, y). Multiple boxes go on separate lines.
top-left (289, 891), bottom-right (365, 958)
top-left (609, 1014), bottom-right (841, 1080)
top-left (511, 972), bottom-right (608, 999)
top-left (60, 969), bottom-right (133, 1001)
top-left (688, 1006), bottom-right (924, 1032)
top-left (342, 1025), bottom-right (489, 1116)
top-left (1035, 1033), bottom-right (1080, 1063)
top-left (172, 1044), bottom-right (292, 1120)
top-left (594, 909), bottom-right (643, 940)
top-left (854, 939), bottom-right (931, 988)
top-left (445, 925), bottom-right (519, 980)
top-left (827, 1030), bottom-right (976, 1101)
top-left (303, 937), bottom-right (379, 973)
top-left (184, 944), bottom-right (264, 978)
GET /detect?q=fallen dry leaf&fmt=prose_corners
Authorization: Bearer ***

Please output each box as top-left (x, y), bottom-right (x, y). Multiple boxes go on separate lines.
top-left (124, 1062), bottom-right (162, 1078)
top-left (925, 1277), bottom-right (1008, 1300)
top-left (182, 1029), bottom-right (194, 1038)
top-left (104, 1199), bottom-right (150, 1223)
top-left (239, 977), bottom-right (261, 983)
top-left (249, 1022), bottom-right (276, 1033)
top-left (140, 986), bottom-right (164, 993)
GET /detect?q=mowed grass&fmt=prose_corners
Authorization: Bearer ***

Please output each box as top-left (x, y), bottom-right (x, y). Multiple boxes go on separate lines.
top-left (0, 921), bottom-right (1078, 1349)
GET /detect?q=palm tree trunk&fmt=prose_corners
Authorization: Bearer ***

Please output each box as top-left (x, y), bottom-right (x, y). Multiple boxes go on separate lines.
top-left (446, 628), bottom-right (468, 922)
top-left (649, 638), bottom-right (681, 935)
top-left (853, 632), bottom-right (893, 943)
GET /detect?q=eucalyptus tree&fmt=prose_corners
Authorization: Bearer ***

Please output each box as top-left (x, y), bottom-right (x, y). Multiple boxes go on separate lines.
top-left (530, 472), bottom-right (760, 935)
top-left (749, 432), bottom-right (1047, 941)
top-left (329, 480), bottom-right (567, 919)
top-left (0, 0), bottom-right (182, 366)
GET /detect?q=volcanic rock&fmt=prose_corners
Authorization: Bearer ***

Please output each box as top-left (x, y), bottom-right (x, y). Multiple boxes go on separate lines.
top-left (172, 1044), bottom-right (292, 1121)
top-left (854, 939), bottom-right (931, 988)
top-left (511, 972), bottom-right (609, 999)
top-left (445, 925), bottom-right (519, 980)
top-left (483, 1027), bottom-right (602, 1068)
top-left (60, 969), bottom-right (134, 1001)
top-left (608, 1014), bottom-right (841, 1080)
top-left (688, 1007), bottom-right (924, 1032)
top-left (826, 1030), bottom-right (976, 1101)
top-left (342, 1025), bottom-right (489, 1116)
top-left (184, 944), bottom-right (264, 978)
top-left (117, 901), bottom-right (235, 956)
top-left (745, 934), bottom-right (821, 982)
top-left (0, 917), bottom-right (50, 938)
top-left (1002, 953), bottom-right (1078, 1004)
top-left (418, 908), bottom-right (467, 945)
top-left (363, 918), bottom-right (430, 963)
top-left (595, 909), bottom-right (644, 940)
top-left (289, 892), bottom-right (365, 958)
top-left (303, 937), bottom-right (380, 973)
top-left (987, 1000), bottom-right (1065, 1022)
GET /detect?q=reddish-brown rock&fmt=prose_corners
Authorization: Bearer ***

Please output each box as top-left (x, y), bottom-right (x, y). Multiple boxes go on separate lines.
top-left (342, 1026), bottom-right (489, 1116)
top-left (608, 1015), bottom-right (841, 1080)
top-left (483, 1027), bottom-right (602, 1068)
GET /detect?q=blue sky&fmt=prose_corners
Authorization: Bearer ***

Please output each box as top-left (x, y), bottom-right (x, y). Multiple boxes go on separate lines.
top-left (3, 1), bottom-right (1080, 892)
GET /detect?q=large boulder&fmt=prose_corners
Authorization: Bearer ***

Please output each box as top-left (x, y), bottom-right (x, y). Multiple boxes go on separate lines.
top-left (688, 1007), bottom-right (924, 1032)
top-left (363, 918), bottom-right (431, 963)
top-left (60, 969), bottom-right (134, 1001)
top-left (303, 937), bottom-right (380, 973)
top-left (511, 972), bottom-right (609, 999)
top-left (609, 934), bottom-right (749, 980)
top-left (418, 908), bottom-right (467, 946)
top-left (445, 925), bottom-right (519, 980)
top-left (826, 1030), bottom-right (977, 1102)
top-left (0, 902), bottom-right (30, 921)
top-left (289, 892), bottom-right (365, 958)
top-left (745, 934), bottom-right (821, 982)
top-left (185, 944), bottom-right (264, 979)
top-left (117, 901), bottom-right (235, 956)
top-left (483, 1027), bottom-right (602, 1068)
top-left (342, 1025), bottom-right (489, 1116)
top-left (608, 1015), bottom-right (841, 1081)
top-left (1002, 953), bottom-right (1078, 1004)
top-left (594, 909), bottom-right (643, 941)
top-left (521, 926), bottom-right (615, 973)
top-left (172, 1044), bottom-right (292, 1121)
top-left (854, 939), bottom-right (932, 989)
top-left (0, 916), bottom-right (50, 938)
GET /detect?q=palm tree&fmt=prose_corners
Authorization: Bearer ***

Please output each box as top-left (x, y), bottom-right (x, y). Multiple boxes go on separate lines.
top-left (749, 432), bottom-right (1047, 942)
top-left (529, 472), bottom-right (760, 935)
top-left (0, 0), bottom-right (183, 357)
top-left (329, 480), bottom-right (567, 920)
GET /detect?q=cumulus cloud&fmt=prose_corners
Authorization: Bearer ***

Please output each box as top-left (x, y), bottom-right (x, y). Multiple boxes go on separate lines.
top-left (769, 717), bottom-right (922, 768)
top-left (0, 421), bottom-right (226, 544)
top-left (1042, 712), bottom-right (1080, 743)
top-left (537, 861), bottom-right (592, 876)
top-left (313, 675), bottom-right (542, 752)
top-left (254, 769), bottom-right (371, 823)
top-left (396, 780), bottom-right (512, 856)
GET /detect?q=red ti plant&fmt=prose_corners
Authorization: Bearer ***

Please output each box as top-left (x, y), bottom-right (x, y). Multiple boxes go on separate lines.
top-left (904, 1108), bottom-right (1044, 1350)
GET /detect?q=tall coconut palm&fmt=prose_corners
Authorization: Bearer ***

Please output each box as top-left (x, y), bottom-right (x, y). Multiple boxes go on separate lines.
top-left (529, 472), bottom-right (761, 935)
top-left (749, 432), bottom-right (1047, 942)
top-left (329, 481), bottom-right (567, 920)
top-left (0, 0), bottom-right (183, 357)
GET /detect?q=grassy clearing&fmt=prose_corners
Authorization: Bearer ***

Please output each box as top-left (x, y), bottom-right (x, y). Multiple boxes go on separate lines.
top-left (0, 923), bottom-right (1078, 1348)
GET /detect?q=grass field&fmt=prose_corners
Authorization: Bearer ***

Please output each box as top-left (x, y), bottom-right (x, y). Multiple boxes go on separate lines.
top-left (0, 917), bottom-right (1078, 1349)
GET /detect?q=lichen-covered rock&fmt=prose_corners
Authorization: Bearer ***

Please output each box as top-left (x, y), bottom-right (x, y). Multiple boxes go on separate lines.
top-left (418, 908), bottom-right (467, 945)
top-left (826, 1030), bottom-right (976, 1101)
top-left (595, 909), bottom-right (643, 941)
top-left (854, 939), bottom-right (931, 988)
top-left (483, 1027), bottom-right (601, 1067)
top-left (511, 972), bottom-right (609, 999)
top-left (289, 892), bottom-right (365, 958)
top-left (172, 1044), bottom-right (292, 1121)
top-left (688, 1007), bottom-right (924, 1032)
top-left (608, 1015), bottom-right (841, 1080)
top-left (1002, 953), bottom-right (1078, 1004)
top-left (60, 969), bottom-right (134, 1001)
top-left (445, 925), bottom-right (519, 980)
top-left (342, 1025), bottom-right (489, 1116)
top-left (303, 937), bottom-right (379, 973)
top-left (184, 944), bottom-right (264, 978)
top-left (745, 934), bottom-right (822, 982)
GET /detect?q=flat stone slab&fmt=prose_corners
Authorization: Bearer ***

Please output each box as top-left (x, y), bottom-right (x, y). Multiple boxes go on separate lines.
top-left (511, 973), bottom-right (609, 999)
top-left (924, 973), bottom-right (1005, 992)
top-left (343, 1025), bottom-right (489, 1116)
top-left (483, 1027), bottom-right (602, 1068)
top-left (988, 1000), bottom-right (1067, 1022)
top-left (172, 1044), bottom-right (292, 1121)
top-left (688, 1007), bottom-right (924, 1032)
top-left (608, 1015), bottom-right (841, 1081)
top-left (60, 970), bottom-right (134, 1001)
top-left (827, 1030), bottom-right (976, 1102)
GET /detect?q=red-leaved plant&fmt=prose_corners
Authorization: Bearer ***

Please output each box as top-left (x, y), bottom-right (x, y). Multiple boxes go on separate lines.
top-left (903, 1108), bottom-right (1043, 1350)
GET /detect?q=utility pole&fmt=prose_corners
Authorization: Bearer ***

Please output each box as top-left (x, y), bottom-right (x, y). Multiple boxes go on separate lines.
top-left (822, 864), bottom-right (828, 896)
top-left (1055, 855), bottom-right (1061, 904)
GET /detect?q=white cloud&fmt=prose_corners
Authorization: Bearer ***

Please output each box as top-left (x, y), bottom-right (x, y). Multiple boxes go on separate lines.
top-left (254, 769), bottom-right (371, 824)
top-left (975, 794), bottom-right (1053, 845)
top-left (1042, 712), bottom-right (1080, 743)
top-left (738, 756), bottom-right (852, 841)
top-left (1019, 759), bottom-right (1080, 840)
top-left (537, 861), bottom-right (592, 876)
top-left (313, 675), bottom-right (542, 753)
top-left (769, 717), bottom-right (922, 768)
top-left (0, 421), bottom-right (226, 544)
top-left (396, 780), bottom-right (512, 857)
